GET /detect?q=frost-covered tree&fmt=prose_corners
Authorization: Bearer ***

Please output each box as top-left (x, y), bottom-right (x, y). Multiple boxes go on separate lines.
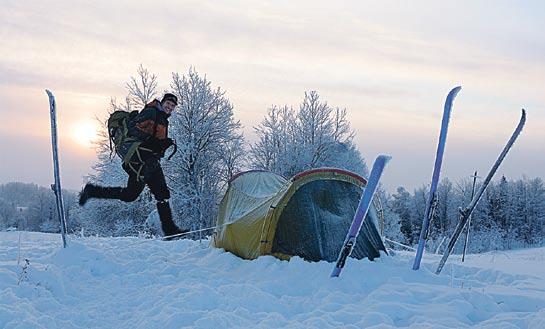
top-left (524, 178), bottom-right (545, 245)
top-left (250, 91), bottom-right (366, 178)
top-left (250, 105), bottom-right (297, 176)
top-left (510, 179), bottom-right (527, 247)
top-left (375, 188), bottom-right (405, 245)
top-left (221, 135), bottom-right (247, 182)
top-left (0, 197), bottom-right (16, 230)
top-left (434, 179), bottom-right (453, 233)
top-left (295, 91), bottom-right (363, 174)
top-left (411, 185), bottom-right (428, 242)
top-left (166, 68), bottom-right (245, 231)
top-left (389, 186), bottom-right (415, 244)
top-left (125, 64), bottom-right (158, 108)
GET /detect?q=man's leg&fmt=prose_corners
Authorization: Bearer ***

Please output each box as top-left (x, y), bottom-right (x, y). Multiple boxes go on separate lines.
top-left (144, 159), bottom-right (187, 237)
top-left (79, 167), bottom-right (145, 206)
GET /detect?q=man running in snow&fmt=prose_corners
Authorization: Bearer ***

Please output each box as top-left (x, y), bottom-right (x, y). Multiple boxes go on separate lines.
top-left (79, 93), bottom-right (187, 239)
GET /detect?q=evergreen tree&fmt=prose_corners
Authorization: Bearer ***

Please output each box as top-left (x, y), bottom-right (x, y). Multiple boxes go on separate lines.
top-left (390, 187), bottom-right (414, 244)
top-left (376, 188), bottom-right (405, 244)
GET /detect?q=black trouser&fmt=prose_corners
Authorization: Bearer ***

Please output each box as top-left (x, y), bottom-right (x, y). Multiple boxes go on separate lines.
top-left (88, 157), bottom-right (179, 235)
top-left (119, 157), bottom-right (170, 202)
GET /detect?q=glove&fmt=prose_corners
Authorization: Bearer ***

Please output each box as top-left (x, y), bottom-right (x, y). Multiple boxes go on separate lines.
top-left (161, 138), bottom-right (174, 149)
top-left (156, 138), bottom-right (175, 157)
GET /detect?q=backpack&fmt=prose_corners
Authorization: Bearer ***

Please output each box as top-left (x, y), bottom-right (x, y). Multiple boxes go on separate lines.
top-left (107, 110), bottom-right (141, 163)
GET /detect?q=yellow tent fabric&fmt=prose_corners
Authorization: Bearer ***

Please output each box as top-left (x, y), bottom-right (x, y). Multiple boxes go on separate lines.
top-left (213, 168), bottom-right (386, 261)
top-left (214, 170), bottom-right (288, 259)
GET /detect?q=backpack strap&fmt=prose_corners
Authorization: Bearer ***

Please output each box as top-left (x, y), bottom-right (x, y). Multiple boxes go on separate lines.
top-left (122, 141), bottom-right (142, 166)
top-left (167, 140), bottom-right (177, 160)
top-left (109, 137), bottom-right (114, 159)
top-left (127, 162), bottom-right (145, 182)
top-left (152, 105), bottom-right (159, 140)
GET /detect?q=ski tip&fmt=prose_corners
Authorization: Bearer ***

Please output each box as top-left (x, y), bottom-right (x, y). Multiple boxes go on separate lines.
top-left (516, 109), bottom-right (527, 129)
top-left (45, 90), bottom-right (55, 102)
top-left (45, 90), bottom-right (56, 107)
top-left (448, 86), bottom-right (462, 97)
top-left (377, 154), bottom-right (392, 164)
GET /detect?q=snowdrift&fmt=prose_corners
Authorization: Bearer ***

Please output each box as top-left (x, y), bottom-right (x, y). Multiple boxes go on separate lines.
top-left (2, 232), bottom-right (545, 328)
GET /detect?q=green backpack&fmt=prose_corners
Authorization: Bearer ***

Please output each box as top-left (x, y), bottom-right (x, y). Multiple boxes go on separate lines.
top-left (107, 108), bottom-right (177, 179)
top-left (107, 110), bottom-right (143, 165)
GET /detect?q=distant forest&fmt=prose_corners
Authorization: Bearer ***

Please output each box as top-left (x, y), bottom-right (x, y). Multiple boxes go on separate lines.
top-left (380, 176), bottom-right (545, 254)
top-left (0, 182), bottom-right (77, 233)
top-left (2, 174), bottom-right (544, 256)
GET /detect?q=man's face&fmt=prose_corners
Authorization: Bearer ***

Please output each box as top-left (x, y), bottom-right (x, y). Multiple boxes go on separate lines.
top-left (163, 100), bottom-right (176, 114)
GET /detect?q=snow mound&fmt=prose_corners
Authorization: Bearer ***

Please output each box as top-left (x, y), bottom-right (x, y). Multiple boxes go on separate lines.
top-left (0, 232), bottom-right (544, 328)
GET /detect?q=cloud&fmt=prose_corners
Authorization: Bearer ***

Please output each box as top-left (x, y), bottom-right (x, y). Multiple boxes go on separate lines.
top-left (1, 0), bottom-right (544, 191)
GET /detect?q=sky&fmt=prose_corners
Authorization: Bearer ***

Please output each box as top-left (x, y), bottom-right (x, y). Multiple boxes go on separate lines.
top-left (1, 0), bottom-right (544, 193)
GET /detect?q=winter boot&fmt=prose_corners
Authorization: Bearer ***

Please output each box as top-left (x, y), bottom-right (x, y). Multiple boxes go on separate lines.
top-left (79, 183), bottom-right (98, 206)
top-left (79, 183), bottom-right (123, 206)
top-left (156, 200), bottom-right (188, 240)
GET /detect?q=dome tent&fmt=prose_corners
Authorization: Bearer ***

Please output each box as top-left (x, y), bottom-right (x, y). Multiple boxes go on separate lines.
top-left (213, 168), bottom-right (386, 262)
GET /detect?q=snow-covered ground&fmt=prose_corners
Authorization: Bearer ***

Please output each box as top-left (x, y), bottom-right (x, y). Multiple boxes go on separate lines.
top-left (1, 232), bottom-right (544, 328)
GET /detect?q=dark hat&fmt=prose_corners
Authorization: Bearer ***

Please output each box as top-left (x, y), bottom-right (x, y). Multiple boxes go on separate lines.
top-left (161, 93), bottom-right (178, 105)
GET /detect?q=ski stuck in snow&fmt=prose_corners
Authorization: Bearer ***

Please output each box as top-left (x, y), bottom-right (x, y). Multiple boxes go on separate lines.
top-left (46, 89), bottom-right (68, 248)
top-left (435, 109), bottom-right (526, 275)
top-left (413, 86), bottom-right (461, 270)
top-left (331, 155), bottom-right (391, 278)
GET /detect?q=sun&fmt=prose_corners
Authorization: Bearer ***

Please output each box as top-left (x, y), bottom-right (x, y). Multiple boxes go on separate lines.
top-left (71, 120), bottom-right (98, 147)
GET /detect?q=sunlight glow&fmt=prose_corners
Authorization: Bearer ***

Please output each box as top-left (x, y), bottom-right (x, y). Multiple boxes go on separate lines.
top-left (71, 120), bottom-right (98, 147)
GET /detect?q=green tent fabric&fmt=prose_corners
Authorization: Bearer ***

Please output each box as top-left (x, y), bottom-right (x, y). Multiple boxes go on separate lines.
top-left (213, 168), bottom-right (386, 262)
